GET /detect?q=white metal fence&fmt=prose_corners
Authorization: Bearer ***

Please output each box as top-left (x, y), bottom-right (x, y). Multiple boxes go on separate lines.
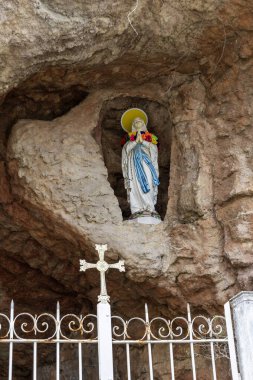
top-left (0, 244), bottom-right (243, 379)
top-left (0, 299), bottom-right (239, 380)
top-left (112, 303), bottom-right (236, 380)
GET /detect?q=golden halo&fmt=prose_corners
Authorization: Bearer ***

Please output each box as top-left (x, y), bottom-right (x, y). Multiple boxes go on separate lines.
top-left (121, 108), bottom-right (148, 133)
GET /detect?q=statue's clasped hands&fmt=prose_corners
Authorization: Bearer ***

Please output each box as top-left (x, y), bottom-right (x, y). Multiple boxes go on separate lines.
top-left (136, 131), bottom-right (143, 143)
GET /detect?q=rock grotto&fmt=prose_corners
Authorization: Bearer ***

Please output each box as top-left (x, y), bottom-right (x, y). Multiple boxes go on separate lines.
top-left (0, 0), bottom-right (252, 378)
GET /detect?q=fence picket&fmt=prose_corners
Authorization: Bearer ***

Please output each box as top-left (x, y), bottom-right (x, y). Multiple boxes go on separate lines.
top-left (187, 304), bottom-right (197, 380)
top-left (33, 342), bottom-right (37, 380)
top-left (8, 300), bottom-right (14, 380)
top-left (145, 304), bottom-right (154, 380)
top-left (126, 343), bottom-right (131, 380)
top-left (56, 301), bottom-right (60, 380)
top-left (78, 342), bottom-right (83, 380)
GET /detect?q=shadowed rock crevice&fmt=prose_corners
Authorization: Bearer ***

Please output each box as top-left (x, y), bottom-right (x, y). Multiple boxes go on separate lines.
top-left (0, 84), bottom-right (89, 158)
top-left (99, 96), bottom-right (172, 220)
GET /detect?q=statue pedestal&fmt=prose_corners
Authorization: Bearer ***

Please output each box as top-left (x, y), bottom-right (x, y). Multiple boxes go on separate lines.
top-left (128, 216), bottom-right (161, 225)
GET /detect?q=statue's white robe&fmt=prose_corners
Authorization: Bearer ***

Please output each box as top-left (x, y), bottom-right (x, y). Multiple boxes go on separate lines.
top-left (122, 140), bottom-right (159, 215)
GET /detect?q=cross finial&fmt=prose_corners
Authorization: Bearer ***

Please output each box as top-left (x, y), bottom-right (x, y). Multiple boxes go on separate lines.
top-left (80, 244), bottom-right (125, 303)
top-left (95, 244), bottom-right (107, 261)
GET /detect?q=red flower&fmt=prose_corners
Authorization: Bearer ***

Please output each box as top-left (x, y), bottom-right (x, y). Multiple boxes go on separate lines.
top-left (121, 136), bottom-right (126, 146)
top-left (130, 135), bottom-right (135, 141)
top-left (145, 135), bottom-right (152, 142)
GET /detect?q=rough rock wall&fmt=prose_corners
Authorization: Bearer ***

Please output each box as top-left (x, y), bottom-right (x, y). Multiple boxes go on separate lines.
top-left (1, 0), bottom-right (252, 98)
top-left (0, 0), bottom-right (253, 377)
top-left (6, 74), bottom-right (252, 316)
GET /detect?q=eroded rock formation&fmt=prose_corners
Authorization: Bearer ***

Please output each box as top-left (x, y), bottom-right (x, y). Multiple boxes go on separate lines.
top-left (0, 0), bottom-right (253, 377)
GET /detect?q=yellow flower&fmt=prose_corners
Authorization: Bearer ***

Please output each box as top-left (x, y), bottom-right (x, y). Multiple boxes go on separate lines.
top-left (152, 135), bottom-right (158, 144)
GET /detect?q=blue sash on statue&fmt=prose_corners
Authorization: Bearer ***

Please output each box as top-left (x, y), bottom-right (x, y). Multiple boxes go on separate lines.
top-left (133, 143), bottom-right (160, 194)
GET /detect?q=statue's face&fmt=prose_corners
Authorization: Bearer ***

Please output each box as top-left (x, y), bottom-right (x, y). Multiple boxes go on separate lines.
top-left (132, 117), bottom-right (146, 132)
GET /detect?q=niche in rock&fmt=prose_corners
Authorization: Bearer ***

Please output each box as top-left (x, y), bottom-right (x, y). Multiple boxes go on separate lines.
top-left (99, 97), bottom-right (171, 220)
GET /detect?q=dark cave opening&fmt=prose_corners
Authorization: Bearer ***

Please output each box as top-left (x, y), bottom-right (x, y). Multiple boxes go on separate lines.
top-left (0, 83), bottom-right (89, 159)
top-left (99, 96), bottom-right (172, 220)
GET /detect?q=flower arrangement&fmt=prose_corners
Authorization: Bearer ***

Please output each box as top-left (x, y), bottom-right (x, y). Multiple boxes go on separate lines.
top-left (121, 131), bottom-right (159, 146)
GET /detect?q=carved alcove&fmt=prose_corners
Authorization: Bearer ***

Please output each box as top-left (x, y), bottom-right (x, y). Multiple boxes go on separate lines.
top-left (98, 96), bottom-right (172, 220)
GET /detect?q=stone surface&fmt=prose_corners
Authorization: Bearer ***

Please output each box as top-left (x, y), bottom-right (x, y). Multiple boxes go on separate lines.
top-left (128, 216), bottom-right (162, 225)
top-left (5, 79), bottom-right (252, 313)
top-left (0, 0), bottom-right (253, 377)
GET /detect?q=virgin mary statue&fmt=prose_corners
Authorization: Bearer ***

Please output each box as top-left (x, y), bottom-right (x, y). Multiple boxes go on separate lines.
top-left (121, 108), bottom-right (161, 224)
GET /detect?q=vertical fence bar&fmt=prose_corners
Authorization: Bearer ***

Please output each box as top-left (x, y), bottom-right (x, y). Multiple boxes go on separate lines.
top-left (187, 304), bottom-right (197, 380)
top-left (169, 342), bottom-right (175, 380)
top-left (78, 342), bottom-right (83, 380)
top-left (8, 300), bottom-right (14, 380)
top-left (209, 325), bottom-right (217, 380)
top-left (145, 304), bottom-right (154, 380)
top-left (224, 301), bottom-right (239, 380)
top-left (210, 342), bottom-right (217, 380)
top-left (126, 343), bottom-right (131, 380)
top-left (56, 302), bottom-right (60, 380)
top-left (33, 342), bottom-right (37, 380)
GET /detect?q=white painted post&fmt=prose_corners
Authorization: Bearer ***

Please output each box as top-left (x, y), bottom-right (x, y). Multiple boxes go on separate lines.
top-left (79, 244), bottom-right (125, 380)
top-left (97, 302), bottom-right (114, 380)
top-left (230, 291), bottom-right (253, 380)
top-left (224, 301), bottom-right (240, 380)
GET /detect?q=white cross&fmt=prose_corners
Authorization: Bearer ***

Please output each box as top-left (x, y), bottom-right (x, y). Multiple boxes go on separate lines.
top-left (80, 244), bottom-right (125, 303)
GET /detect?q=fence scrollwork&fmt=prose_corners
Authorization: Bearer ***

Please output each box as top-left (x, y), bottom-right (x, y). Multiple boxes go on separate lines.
top-left (112, 317), bottom-right (147, 341)
top-left (60, 313), bottom-right (97, 340)
top-left (13, 313), bottom-right (57, 340)
top-left (0, 302), bottom-right (227, 344)
top-left (0, 307), bottom-right (98, 341)
top-left (0, 313), bottom-right (10, 339)
top-left (170, 317), bottom-right (189, 340)
top-left (111, 310), bottom-right (227, 342)
top-left (192, 315), bottom-right (227, 340)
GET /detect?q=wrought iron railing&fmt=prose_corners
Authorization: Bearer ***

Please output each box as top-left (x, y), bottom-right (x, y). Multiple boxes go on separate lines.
top-left (0, 301), bottom-right (233, 380)
top-left (110, 304), bottom-right (229, 380)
